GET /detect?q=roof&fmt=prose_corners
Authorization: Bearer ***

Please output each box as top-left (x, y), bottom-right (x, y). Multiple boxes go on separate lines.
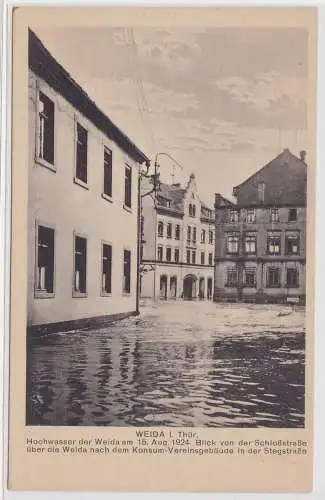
top-left (156, 181), bottom-right (214, 215)
top-left (28, 29), bottom-right (150, 166)
top-left (233, 148), bottom-right (307, 206)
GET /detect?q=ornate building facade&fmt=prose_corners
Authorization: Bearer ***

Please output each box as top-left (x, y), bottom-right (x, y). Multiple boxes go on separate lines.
top-left (141, 173), bottom-right (215, 300)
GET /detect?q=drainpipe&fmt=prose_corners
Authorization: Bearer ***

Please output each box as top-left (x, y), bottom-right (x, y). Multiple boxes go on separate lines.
top-left (136, 166), bottom-right (141, 315)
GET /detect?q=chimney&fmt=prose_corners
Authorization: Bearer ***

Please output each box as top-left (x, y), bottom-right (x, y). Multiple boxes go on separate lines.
top-left (300, 150), bottom-right (307, 162)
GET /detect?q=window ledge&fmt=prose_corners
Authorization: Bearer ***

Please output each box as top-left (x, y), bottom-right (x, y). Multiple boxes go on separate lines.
top-left (34, 290), bottom-right (55, 299)
top-left (101, 193), bottom-right (113, 203)
top-left (122, 291), bottom-right (131, 296)
top-left (123, 204), bottom-right (132, 214)
top-left (73, 177), bottom-right (89, 190)
top-left (72, 291), bottom-right (88, 298)
top-left (100, 291), bottom-right (112, 297)
top-left (35, 156), bottom-right (56, 173)
top-left (285, 284), bottom-right (300, 288)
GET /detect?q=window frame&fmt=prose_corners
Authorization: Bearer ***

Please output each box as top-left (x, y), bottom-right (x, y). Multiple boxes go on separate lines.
top-left (35, 87), bottom-right (56, 172)
top-left (157, 221), bottom-right (164, 238)
top-left (166, 246), bottom-right (172, 262)
top-left (102, 146), bottom-right (113, 202)
top-left (157, 245), bottom-right (163, 262)
top-left (191, 250), bottom-right (196, 265)
top-left (74, 119), bottom-right (89, 190)
top-left (288, 208), bottom-right (298, 222)
top-left (72, 231), bottom-right (88, 298)
top-left (270, 207), bottom-right (280, 223)
top-left (174, 248), bottom-right (180, 263)
top-left (101, 241), bottom-right (113, 296)
top-left (244, 232), bottom-right (257, 255)
top-left (225, 268), bottom-right (238, 288)
top-left (175, 224), bottom-right (181, 240)
top-left (200, 251), bottom-right (205, 265)
top-left (285, 232), bottom-right (300, 255)
top-left (243, 267), bottom-right (257, 288)
top-left (122, 247), bottom-right (132, 294)
top-left (286, 268), bottom-right (299, 288)
top-left (246, 208), bottom-right (256, 223)
top-left (123, 163), bottom-right (132, 211)
top-left (266, 267), bottom-right (281, 288)
top-left (34, 220), bottom-right (56, 299)
top-left (166, 222), bottom-right (172, 239)
top-left (226, 233), bottom-right (239, 254)
top-left (267, 231), bottom-right (282, 255)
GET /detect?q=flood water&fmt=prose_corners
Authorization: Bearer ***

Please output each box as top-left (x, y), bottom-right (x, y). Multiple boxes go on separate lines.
top-left (26, 301), bottom-right (305, 428)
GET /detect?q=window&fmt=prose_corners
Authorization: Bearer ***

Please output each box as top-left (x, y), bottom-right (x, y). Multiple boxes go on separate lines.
top-left (74, 235), bottom-right (87, 294)
top-left (158, 221), bottom-right (164, 237)
top-left (286, 268), bottom-right (299, 287)
top-left (186, 250), bottom-right (191, 264)
top-left (209, 230), bottom-right (214, 245)
top-left (244, 233), bottom-right (257, 254)
top-left (208, 253), bottom-right (213, 265)
top-left (189, 204), bottom-right (193, 217)
top-left (175, 224), bottom-right (180, 240)
top-left (267, 232), bottom-right (281, 254)
top-left (123, 249), bottom-right (131, 293)
top-left (174, 248), bottom-right (180, 263)
top-left (167, 223), bottom-right (172, 239)
top-left (103, 147), bottom-right (112, 197)
top-left (226, 268), bottom-right (238, 288)
top-left (201, 252), bottom-right (205, 265)
top-left (201, 229), bottom-right (206, 243)
top-left (124, 165), bottom-right (132, 208)
top-left (193, 205), bottom-right (196, 217)
top-left (102, 243), bottom-right (112, 294)
top-left (288, 208), bottom-right (297, 222)
top-left (166, 247), bottom-right (172, 262)
top-left (192, 251), bottom-right (196, 264)
top-left (244, 267), bottom-right (257, 287)
top-left (38, 92), bottom-right (55, 165)
top-left (76, 123), bottom-right (88, 184)
top-left (226, 233), bottom-right (239, 254)
top-left (257, 182), bottom-right (265, 202)
top-left (246, 209), bottom-right (256, 223)
top-left (157, 245), bottom-right (163, 261)
top-left (270, 208), bottom-right (279, 223)
top-left (228, 209), bottom-right (239, 223)
top-left (36, 225), bottom-right (54, 294)
top-left (192, 227), bottom-right (197, 243)
top-left (187, 226), bottom-right (191, 243)
top-left (285, 233), bottom-right (300, 255)
top-left (267, 267), bottom-right (281, 288)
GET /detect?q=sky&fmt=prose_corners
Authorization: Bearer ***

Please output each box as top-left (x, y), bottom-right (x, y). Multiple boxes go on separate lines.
top-left (32, 25), bottom-right (309, 205)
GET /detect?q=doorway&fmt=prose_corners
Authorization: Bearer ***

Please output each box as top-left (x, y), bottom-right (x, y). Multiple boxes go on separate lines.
top-left (183, 274), bottom-right (197, 300)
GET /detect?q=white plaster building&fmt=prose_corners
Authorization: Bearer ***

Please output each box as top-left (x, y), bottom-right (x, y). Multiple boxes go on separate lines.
top-left (27, 30), bottom-right (149, 334)
top-left (141, 173), bottom-right (215, 301)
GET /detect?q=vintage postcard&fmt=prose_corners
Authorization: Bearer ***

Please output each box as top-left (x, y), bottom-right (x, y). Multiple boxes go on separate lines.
top-left (7, 5), bottom-right (316, 493)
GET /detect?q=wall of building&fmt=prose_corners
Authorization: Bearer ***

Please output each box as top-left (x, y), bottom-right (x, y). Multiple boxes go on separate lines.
top-left (140, 175), bottom-right (215, 300)
top-left (214, 204), bottom-right (306, 304)
top-left (28, 71), bottom-right (140, 327)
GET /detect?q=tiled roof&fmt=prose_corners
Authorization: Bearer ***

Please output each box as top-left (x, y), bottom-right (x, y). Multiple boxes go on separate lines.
top-left (233, 149), bottom-right (307, 206)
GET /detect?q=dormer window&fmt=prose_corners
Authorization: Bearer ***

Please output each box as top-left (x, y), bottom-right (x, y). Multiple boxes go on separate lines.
top-left (258, 182), bottom-right (265, 203)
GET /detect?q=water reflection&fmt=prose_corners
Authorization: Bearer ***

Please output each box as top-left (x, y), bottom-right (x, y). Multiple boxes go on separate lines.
top-left (26, 302), bottom-right (305, 428)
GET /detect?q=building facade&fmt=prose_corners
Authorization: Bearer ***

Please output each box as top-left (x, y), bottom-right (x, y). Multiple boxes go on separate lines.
top-left (214, 149), bottom-right (307, 304)
top-left (27, 30), bottom-right (149, 334)
top-left (141, 173), bottom-right (215, 300)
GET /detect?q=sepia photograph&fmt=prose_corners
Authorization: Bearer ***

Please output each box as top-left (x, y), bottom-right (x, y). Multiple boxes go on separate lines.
top-left (6, 5), bottom-right (317, 493)
top-left (25, 20), bottom-right (309, 429)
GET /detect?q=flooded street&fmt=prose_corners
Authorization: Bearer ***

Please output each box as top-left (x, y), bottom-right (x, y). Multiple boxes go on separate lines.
top-left (26, 301), bottom-right (305, 428)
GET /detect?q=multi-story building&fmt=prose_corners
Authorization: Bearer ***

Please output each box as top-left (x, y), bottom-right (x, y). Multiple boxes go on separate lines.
top-left (27, 30), bottom-right (149, 334)
top-left (141, 173), bottom-right (215, 300)
top-left (214, 148), bottom-right (307, 304)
